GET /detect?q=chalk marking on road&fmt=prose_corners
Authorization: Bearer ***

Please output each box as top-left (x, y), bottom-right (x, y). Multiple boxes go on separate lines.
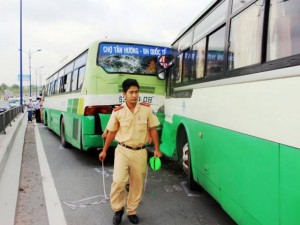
top-left (94, 167), bottom-right (113, 177)
top-left (35, 125), bottom-right (67, 225)
top-left (63, 194), bottom-right (109, 210)
top-left (181, 181), bottom-right (202, 197)
top-left (64, 161), bottom-right (110, 210)
top-left (58, 144), bottom-right (66, 150)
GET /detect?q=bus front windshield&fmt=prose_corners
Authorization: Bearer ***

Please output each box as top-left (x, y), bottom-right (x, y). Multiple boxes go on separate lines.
top-left (97, 43), bottom-right (170, 75)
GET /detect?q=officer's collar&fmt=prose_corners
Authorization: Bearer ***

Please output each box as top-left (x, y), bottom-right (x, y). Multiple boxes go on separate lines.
top-left (123, 102), bottom-right (140, 113)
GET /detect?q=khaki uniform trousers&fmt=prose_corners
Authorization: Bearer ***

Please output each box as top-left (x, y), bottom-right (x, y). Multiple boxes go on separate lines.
top-left (110, 145), bottom-right (147, 215)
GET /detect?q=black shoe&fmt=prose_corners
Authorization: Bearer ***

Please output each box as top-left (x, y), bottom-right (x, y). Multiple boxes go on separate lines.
top-left (127, 215), bottom-right (139, 224)
top-left (113, 208), bottom-right (124, 225)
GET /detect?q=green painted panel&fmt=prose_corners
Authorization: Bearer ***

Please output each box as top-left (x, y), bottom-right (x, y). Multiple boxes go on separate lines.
top-left (49, 109), bottom-right (61, 135)
top-left (155, 112), bottom-right (165, 131)
top-left (83, 134), bottom-right (102, 150)
top-left (280, 145), bottom-right (300, 225)
top-left (67, 99), bottom-right (72, 113)
top-left (217, 131), bottom-right (279, 225)
top-left (196, 122), bottom-right (279, 225)
top-left (72, 98), bottom-right (79, 114)
top-left (99, 113), bottom-right (111, 131)
top-left (82, 116), bottom-right (95, 134)
top-left (161, 116), bottom-right (281, 225)
top-left (160, 121), bottom-right (176, 158)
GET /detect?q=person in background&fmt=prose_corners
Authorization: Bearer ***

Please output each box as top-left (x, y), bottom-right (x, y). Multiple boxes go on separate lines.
top-left (34, 96), bottom-right (41, 123)
top-left (26, 97), bottom-right (34, 122)
top-left (39, 98), bottom-right (44, 122)
top-left (99, 79), bottom-right (162, 225)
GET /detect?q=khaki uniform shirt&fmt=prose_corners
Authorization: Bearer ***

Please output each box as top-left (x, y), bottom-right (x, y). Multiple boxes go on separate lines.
top-left (106, 102), bottom-right (159, 148)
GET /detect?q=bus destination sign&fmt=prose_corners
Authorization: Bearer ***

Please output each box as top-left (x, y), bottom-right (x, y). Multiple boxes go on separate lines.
top-left (100, 43), bottom-right (170, 56)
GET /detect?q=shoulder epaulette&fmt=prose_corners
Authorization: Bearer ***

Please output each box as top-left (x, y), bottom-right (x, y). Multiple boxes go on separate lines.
top-left (140, 102), bottom-right (150, 107)
top-left (113, 105), bottom-right (124, 112)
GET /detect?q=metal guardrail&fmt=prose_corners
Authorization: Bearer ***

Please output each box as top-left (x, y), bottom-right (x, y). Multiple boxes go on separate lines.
top-left (0, 106), bottom-right (22, 135)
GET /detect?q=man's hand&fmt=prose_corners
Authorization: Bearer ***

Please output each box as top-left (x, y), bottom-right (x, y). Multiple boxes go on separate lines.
top-left (154, 150), bottom-right (162, 158)
top-left (99, 130), bottom-right (116, 162)
top-left (99, 151), bottom-right (106, 161)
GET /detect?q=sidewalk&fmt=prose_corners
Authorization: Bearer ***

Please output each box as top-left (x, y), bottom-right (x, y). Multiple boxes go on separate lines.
top-left (0, 111), bottom-right (27, 225)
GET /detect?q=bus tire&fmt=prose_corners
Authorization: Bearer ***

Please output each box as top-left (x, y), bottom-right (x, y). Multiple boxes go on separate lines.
top-left (178, 128), bottom-right (199, 190)
top-left (60, 118), bottom-right (68, 148)
top-left (184, 143), bottom-right (199, 190)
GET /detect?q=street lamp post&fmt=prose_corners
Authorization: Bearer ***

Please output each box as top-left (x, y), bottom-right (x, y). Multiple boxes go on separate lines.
top-left (20, 49), bottom-right (42, 97)
top-left (20, 0), bottom-right (23, 112)
top-left (36, 66), bottom-right (43, 97)
top-left (27, 49), bottom-right (41, 97)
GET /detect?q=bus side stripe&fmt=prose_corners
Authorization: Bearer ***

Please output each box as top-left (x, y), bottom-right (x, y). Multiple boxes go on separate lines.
top-left (72, 99), bottom-right (79, 114)
top-left (77, 98), bottom-right (84, 115)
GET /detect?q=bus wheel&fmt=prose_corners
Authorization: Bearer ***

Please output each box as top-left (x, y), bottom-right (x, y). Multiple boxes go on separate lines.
top-left (183, 143), bottom-right (199, 190)
top-left (60, 118), bottom-right (68, 147)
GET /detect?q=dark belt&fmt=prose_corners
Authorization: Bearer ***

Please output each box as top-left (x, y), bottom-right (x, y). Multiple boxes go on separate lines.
top-left (118, 142), bottom-right (146, 150)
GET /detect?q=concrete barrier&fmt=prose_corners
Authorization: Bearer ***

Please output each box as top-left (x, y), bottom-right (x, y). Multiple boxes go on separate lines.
top-left (0, 112), bottom-right (25, 180)
top-left (0, 111), bottom-right (27, 225)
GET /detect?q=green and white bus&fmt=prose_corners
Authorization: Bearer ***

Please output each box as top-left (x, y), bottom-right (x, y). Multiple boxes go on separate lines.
top-left (159, 0), bottom-right (300, 224)
top-left (42, 39), bottom-right (170, 150)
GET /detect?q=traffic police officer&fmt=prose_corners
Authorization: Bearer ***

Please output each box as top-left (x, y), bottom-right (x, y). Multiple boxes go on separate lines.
top-left (99, 79), bottom-right (162, 225)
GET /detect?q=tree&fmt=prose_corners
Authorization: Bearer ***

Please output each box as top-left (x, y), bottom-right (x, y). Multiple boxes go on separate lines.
top-left (0, 83), bottom-right (8, 92)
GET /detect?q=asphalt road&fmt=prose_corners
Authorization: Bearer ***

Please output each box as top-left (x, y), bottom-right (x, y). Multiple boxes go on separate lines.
top-left (15, 122), bottom-right (236, 225)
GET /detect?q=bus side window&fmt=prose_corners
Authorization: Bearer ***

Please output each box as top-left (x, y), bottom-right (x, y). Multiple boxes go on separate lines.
top-left (55, 80), bottom-right (58, 94)
top-left (77, 66), bottom-right (86, 90)
top-left (44, 84), bottom-right (48, 97)
top-left (53, 80), bottom-right (57, 95)
top-left (191, 38), bottom-right (206, 80)
top-left (55, 79), bottom-right (60, 95)
top-left (175, 53), bottom-right (183, 83)
top-left (59, 77), bottom-right (64, 93)
top-left (47, 83), bottom-right (51, 96)
top-left (182, 49), bottom-right (193, 83)
top-left (49, 83), bottom-right (52, 96)
top-left (228, 1), bottom-right (263, 70)
top-left (71, 70), bottom-right (78, 92)
top-left (206, 26), bottom-right (226, 76)
top-left (65, 73), bottom-right (71, 93)
top-left (62, 76), bottom-right (67, 93)
top-left (267, 0), bottom-right (300, 60)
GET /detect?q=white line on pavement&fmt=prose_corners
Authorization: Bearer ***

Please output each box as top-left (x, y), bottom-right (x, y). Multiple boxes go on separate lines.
top-left (35, 125), bottom-right (67, 225)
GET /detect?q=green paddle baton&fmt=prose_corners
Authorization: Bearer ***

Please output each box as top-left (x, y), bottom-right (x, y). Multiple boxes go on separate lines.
top-left (149, 156), bottom-right (162, 171)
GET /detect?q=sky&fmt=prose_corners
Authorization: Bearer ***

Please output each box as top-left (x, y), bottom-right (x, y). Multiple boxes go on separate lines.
top-left (0, 0), bottom-right (212, 86)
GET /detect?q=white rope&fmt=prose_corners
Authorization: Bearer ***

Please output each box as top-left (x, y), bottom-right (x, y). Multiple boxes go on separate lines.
top-left (102, 159), bottom-right (109, 200)
top-left (63, 160), bottom-right (109, 210)
top-left (64, 139), bottom-right (156, 210)
top-left (63, 137), bottom-right (109, 210)
top-left (143, 162), bottom-right (150, 195)
top-left (101, 136), bottom-right (109, 200)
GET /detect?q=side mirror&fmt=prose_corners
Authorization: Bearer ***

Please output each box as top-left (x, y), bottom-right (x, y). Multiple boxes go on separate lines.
top-left (157, 55), bottom-right (174, 80)
top-left (158, 55), bottom-right (174, 69)
top-left (157, 71), bottom-right (166, 80)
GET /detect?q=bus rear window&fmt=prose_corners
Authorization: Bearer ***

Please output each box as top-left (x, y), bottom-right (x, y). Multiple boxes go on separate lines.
top-left (97, 43), bottom-right (170, 75)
